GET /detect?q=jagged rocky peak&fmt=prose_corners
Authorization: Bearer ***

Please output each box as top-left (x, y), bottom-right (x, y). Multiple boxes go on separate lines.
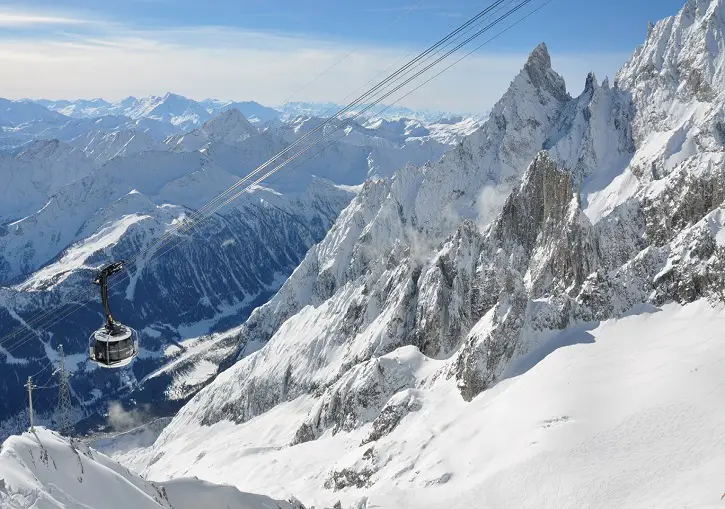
top-left (684, 0), bottom-right (723, 18)
top-left (525, 41), bottom-right (552, 72)
top-left (523, 42), bottom-right (568, 101)
top-left (461, 42), bottom-right (574, 188)
top-left (617, 0), bottom-right (724, 99)
top-left (584, 71), bottom-right (598, 95)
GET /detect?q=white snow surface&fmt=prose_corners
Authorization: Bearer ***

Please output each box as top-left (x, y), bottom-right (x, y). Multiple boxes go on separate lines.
top-left (118, 301), bottom-right (725, 509)
top-left (0, 140), bottom-right (94, 219)
top-left (70, 128), bottom-right (162, 165)
top-left (0, 428), bottom-right (304, 509)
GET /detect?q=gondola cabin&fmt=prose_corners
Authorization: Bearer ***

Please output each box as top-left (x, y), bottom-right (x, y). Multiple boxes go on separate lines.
top-left (89, 261), bottom-right (140, 368)
top-left (90, 325), bottom-right (139, 368)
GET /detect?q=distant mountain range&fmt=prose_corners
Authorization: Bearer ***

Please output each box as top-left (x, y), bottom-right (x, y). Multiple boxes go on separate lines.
top-left (0, 95), bottom-right (481, 438)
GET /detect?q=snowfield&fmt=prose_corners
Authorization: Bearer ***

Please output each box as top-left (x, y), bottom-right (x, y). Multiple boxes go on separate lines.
top-left (113, 301), bottom-right (725, 509)
top-left (0, 428), bottom-right (306, 509)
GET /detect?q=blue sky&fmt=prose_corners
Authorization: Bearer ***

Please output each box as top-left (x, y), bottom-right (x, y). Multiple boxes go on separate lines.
top-left (0, 0), bottom-right (687, 111)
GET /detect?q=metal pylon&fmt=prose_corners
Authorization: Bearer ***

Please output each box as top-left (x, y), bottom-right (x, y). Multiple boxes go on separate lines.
top-left (57, 344), bottom-right (73, 436)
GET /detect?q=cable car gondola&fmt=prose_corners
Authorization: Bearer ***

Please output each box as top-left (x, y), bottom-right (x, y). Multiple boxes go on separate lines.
top-left (89, 261), bottom-right (139, 368)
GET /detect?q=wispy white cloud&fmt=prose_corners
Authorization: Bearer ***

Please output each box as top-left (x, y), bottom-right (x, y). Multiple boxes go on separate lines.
top-left (0, 9), bottom-right (629, 112)
top-left (0, 9), bottom-right (91, 27)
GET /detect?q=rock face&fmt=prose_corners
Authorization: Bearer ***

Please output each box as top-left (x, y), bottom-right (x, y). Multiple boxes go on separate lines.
top-left (145, 2), bottom-right (725, 488)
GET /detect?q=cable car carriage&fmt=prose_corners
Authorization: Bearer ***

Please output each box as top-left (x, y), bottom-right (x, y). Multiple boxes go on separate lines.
top-left (89, 261), bottom-right (139, 368)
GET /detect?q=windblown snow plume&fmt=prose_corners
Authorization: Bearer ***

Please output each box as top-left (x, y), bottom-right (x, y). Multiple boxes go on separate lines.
top-left (108, 402), bottom-right (152, 432)
top-left (475, 185), bottom-right (510, 230)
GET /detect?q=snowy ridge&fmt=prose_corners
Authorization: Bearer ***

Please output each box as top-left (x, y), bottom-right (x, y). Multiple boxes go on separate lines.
top-left (71, 128), bottom-right (162, 165)
top-left (166, 109), bottom-right (259, 152)
top-left (0, 428), bottom-right (306, 509)
top-left (0, 140), bottom-right (95, 220)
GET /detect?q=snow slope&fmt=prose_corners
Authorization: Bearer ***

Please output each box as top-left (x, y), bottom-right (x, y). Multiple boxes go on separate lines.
top-left (122, 301), bottom-right (725, 509)
top-left (166, 109), bottom-right (259, 152)
top-left (0, 427), bottom-right (305, 509)
top-left (0, 140), bottom-right (95, 220)
top-left (70, 128), bottom-right (162, 165)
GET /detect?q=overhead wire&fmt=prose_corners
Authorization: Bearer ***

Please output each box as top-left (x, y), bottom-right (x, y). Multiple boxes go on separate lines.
top-left (118, 0), bottom-right (537, 273)
top-left (2, 0), bottom-right (528, 355)
top-left (2, 0), bottom-right (524, 356)
top-left (117, 0), bottom-right (514, 266)
top-left (0, 6), bottom-right (469, 352)
top-left (0, 274), bottom-right (101, 348)
top-left (213, 0), bottom-right (537, 209)
top-left (119, 0), bottom-right (519, 267)
top-left (277, 0), bottom-right (429, 107)
top-left (0, 0), bottom-right (550, 356)
top-left (101, 0), bottom-right (524, 273)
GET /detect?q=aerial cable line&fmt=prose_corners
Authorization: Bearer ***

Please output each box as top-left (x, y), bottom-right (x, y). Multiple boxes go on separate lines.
top-left (0, 0), bottom-right (546, 355)
top-left (277, 0), bottom-right (429, 107)
top-left (0, 281), bottom-right (109, 352)
top-left (2, 0), bottom-right (528, 354)
top-left (122, 0), bottom-right (537, 266)
top-left (2, 0), bottom-right (524, 355)
top-left (0, 0), bottom-right (510, 352)
top-left (139, 0), bottom-right (543, 280)
top-left (290, 0), bottom-right (475, 125)
top-left (46, 0), bottom-right (517, 303)
top-left (124, 0), bottom-right (512, 262)
top-left (183, 0), bottom-right (555, 222)
top-left (214, 0), bottom-right (537, 209)
top-left (122, 0), bottom-right (518, 264)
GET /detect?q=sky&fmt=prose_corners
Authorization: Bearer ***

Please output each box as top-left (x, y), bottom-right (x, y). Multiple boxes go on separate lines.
top-left (0, 0), bottom-right (688, 113)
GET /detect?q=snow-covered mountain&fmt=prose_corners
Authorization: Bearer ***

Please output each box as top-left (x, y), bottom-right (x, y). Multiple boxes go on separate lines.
top-left (277, 101), bottom-right (486, 124)
top-left (166, 109), bottom-right (260, 152)
top-left (0, 139), bottom-right (95, 219)
top-left (70, 128), bottom-right (162, 165)
top-left (0, 428), bottom-right (307, 509)
top-left (37, 95), bottom-right (282, 126)
top-left (0, 100), bottom-right (468, 438)
top-left (114, 0), bottom-right (725, 507)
